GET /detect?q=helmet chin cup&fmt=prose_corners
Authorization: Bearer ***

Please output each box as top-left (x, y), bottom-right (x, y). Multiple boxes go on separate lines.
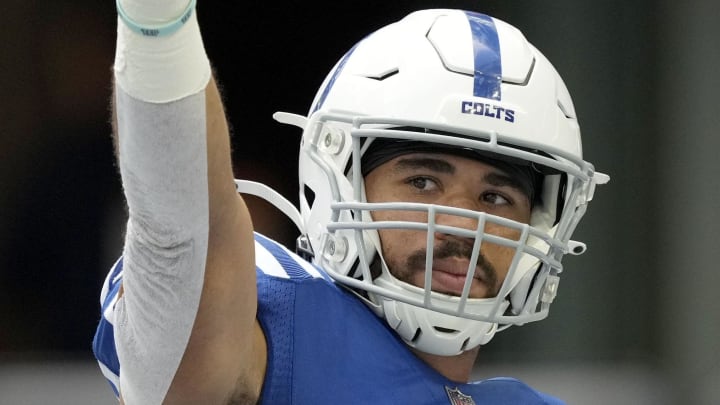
top-left (374, 275), bottom-right (507, 356)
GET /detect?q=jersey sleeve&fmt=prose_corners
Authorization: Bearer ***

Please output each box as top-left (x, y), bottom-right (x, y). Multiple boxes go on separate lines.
top-left (92, 257), bottom-right (125, 397)
top-left (92, 233), bottom-right (329, 400)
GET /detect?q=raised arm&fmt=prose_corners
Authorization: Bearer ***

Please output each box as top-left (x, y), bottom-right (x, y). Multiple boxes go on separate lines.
top-left (111, 1), bottom-right (265, 403)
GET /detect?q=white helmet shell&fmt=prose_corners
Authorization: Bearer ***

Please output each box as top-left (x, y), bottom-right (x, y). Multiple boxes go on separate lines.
top-left (278, 9), bottom-right (608, 356)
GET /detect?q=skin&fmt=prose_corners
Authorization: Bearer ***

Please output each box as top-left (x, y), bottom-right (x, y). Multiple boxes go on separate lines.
top-left (115, 78), bottom-right (267, 404)
top-left (365, 153), bottom-right (533, 299)
top-left (364, 153), bottom-right (533, 381)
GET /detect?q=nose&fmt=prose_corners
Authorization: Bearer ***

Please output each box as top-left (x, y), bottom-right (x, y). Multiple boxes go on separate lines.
top-left (432, 212), bottom-right (478, 256)
top-left (432, 194), bottom-right (482, 234)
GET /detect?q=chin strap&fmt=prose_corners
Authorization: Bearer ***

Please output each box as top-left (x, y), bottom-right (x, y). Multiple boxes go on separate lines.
top-left (234, 179), bottom-right (305, 235)
top-left (237, 112), bottom-right (313, 258)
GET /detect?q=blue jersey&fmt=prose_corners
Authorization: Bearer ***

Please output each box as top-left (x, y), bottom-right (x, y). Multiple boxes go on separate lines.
top-left (94, 233), bottom-right (564, 404)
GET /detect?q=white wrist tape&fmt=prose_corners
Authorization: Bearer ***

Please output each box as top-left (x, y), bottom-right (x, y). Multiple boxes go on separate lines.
top-left (118, 0), bottom-right (193, 23)
top-left (114, 0), bottom-right (211, 103)
top-left (116, 0), bottom-right (196, 37)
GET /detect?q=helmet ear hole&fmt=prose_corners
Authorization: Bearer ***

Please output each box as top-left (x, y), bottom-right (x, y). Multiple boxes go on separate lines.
top-left (555, 173), bottom-right (568, 224)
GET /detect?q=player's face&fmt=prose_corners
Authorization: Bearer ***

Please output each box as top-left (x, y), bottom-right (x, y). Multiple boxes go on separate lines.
top-left (364, 153), bottom-right (532, 299)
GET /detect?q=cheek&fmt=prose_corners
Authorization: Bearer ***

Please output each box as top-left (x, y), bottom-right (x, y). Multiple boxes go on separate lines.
top-left (486, 244), bottom-right (516, 273)
top-left (373, 209), bottom-right (428, 252)
top-left (482, 226), bottom-right (524, 278)
top-left (376, 228), bottom-right (418, 264)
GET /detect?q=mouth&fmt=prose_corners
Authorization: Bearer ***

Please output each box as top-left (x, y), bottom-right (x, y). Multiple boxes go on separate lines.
top-left (398, 241), bottom-right (499, 298)
top-left (424, 258), bottom-right (492, 298)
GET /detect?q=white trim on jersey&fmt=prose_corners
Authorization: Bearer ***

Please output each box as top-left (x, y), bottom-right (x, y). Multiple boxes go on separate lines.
top-left (99, 257), bottom-right (122, 306)
top-left (253, 234), bottom-right (333, 282)
top-left (254, 240), bottom-right (291, 279)
top-left (103, 291), bottom-right (120, 326)
top-left (95, 233), bottom-right (334, 401)
top-left (98, 360), bottom-right (120, 395)
top-left (295, 254), bottom-right (326, 280)
top-left (278, 242), bottom-right (330, 281)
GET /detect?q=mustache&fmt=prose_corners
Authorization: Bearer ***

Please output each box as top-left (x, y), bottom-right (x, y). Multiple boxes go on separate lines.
top-left (405, 239), bottom-right (498, 292)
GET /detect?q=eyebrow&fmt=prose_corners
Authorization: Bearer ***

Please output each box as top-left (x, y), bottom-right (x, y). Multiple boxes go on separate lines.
top-left (393, 156), bottom-right (531, 199)
top-left (484, 172), bottom-right (531, 198)
top-left (393, 157), bottom-right (455, 174)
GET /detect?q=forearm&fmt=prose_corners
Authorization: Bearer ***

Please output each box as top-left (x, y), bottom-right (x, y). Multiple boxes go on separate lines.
top-left (115, 87), bottom-right (209, 405)
top-left (111, 1), bottom-right (256, 403)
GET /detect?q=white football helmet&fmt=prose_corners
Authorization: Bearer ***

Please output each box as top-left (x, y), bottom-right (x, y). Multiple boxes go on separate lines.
top-left (251, 9), bottom-right (609, 356)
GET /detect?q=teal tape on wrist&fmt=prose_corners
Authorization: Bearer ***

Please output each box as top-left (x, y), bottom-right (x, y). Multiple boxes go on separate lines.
top-left (116, 0), bottom-right (197, 37)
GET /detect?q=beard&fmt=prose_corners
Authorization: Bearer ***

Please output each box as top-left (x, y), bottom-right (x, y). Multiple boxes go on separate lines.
top-left (386, 237), bottom-right (500, 297)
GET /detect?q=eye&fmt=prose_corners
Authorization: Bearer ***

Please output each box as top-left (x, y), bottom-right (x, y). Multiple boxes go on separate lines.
top-left (481, 191), bottom-right (512, 206)
top-left (407, 176), bottom-right (440, 192)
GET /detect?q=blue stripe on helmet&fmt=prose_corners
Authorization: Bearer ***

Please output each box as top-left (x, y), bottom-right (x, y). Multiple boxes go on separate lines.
top-left (464, 12), bottom-right (502, 100)
top-left (311, 43), bottom-right (359, 113)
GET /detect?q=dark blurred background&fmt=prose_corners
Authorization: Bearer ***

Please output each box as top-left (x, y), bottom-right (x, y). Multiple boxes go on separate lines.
top-left (1, 1), bottom-right (718, 404)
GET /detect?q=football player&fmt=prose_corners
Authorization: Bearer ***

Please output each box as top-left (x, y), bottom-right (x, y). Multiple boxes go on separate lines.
top-left (94, 2), bottom-right (608, 404)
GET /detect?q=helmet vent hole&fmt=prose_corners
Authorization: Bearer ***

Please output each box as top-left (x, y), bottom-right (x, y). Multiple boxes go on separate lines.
top-left (304, 185), bottom-right (316, 208)
top-left (364, 68), bottom-right (399, 81)
top-left (410, 328), bottom-right (422, 343)
top-left (433, 326), bottom-right (459, 334)
top-left (511, 56), bottom-right (535, 86)
top-left (557, 100), bottom-right (573, 119)
top-left (460, 337), bottom-right (471, 351)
